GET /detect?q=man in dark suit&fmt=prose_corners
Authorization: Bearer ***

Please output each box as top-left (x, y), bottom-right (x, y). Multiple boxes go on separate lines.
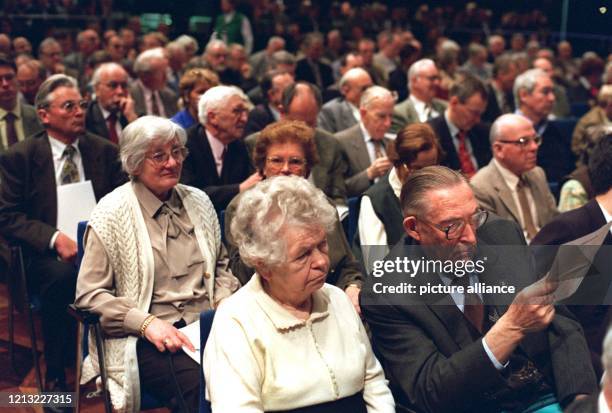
top-left (243, 69), bottom-right (294, 137)
top-left (514, 68), bottom-right (575, 183)
top-left (85, 62), bottom-right (137, 143)
top-left (482, 54), bottom-right (517, 124)
top-left (362, 166), bottom-right (598, 413)
top-left (295, 33), bottom-right (334, 91)
top-left (335, 85), bottom-right (394, 197)
top-left (181, 85), bottom-right (261, 211)
top-left (532, 134), bottom-right (612, 377)
top-left (0, 55), bottom-right (43, 151)
top-left (245, 82), bottom-right (348, 206)
top-left (129, 47), bottom-right (178, 118)
top-left (428, 73), bottom-right (491, 178)
top-left (0, 74), bottom-right (126, 395)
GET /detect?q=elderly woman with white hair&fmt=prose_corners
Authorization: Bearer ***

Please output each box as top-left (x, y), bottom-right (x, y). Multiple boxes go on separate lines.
top-left (75, 116), bottom-right (239, 412)
top-left (204, 175), bottom-right (395, 413)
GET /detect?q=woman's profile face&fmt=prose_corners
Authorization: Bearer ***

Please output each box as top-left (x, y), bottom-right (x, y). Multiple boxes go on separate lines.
top-left (187, 81), bottom-right (211, 115)
top-left (263, 142), bottom-right (308, 178)
top-left (135, 138), bottom-right (185, 200)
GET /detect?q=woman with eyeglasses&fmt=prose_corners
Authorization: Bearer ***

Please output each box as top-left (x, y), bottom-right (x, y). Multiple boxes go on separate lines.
top-left (170, 68), bottom-right (220, 129)
top-left (356, 123), bottom-right (443, 271)
top-left (224, 119), bottom-right (364, 313)
top-left (75, 116), bottom-right (239, 412)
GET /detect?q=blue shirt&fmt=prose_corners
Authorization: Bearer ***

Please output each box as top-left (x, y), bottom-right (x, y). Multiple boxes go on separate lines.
top-left (170, 109), bottom-right (197, 130)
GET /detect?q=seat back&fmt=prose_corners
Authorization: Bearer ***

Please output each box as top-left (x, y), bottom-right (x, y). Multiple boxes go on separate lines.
top-left (199, 309), bottom-right (216, 413)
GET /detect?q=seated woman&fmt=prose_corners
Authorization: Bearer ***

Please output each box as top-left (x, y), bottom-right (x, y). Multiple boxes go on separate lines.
top-left (170, 68), bottom-right (220, 129)
top-left (356, 123), bottom-right (441, 270)
top-left (75, 116), bottom-right (239, 412)
top-left (224, 120), bottom-right (363, 311)
top-left (204, 176), bottom-right (395, 412)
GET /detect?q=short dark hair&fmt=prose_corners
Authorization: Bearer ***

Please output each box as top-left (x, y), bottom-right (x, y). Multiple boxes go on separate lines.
top-left (0, 53), bottom-right (16, 72)
top-left (448, 72), bottom-right (487, 103)
top-left (281, 81), bottom-right (322, 113)
top-left (588, 132), bottom-right (612, 195)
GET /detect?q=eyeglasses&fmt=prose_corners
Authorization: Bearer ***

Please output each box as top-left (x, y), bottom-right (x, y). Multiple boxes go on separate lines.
top-left (266, 156), bottom-right (306, 171)
top-left (44, 99), bottom-right (89, 113)
top-left (147, 146), bottom-right (189, 167)
top-left (103, 81), bottom-right (128, 90)
top-left (419, 74), bottom-right (441, 82)
top-left (418, 210), bottom-right (488, 240)
top-left (497, 135), bottom-right (542, 148)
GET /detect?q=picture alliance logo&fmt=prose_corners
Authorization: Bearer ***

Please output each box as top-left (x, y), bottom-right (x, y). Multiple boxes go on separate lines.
top-left (371, 256), bottom-right (487, 278)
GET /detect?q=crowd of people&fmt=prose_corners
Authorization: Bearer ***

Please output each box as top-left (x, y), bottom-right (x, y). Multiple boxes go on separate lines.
top-left (1, 1), bottom-right (612, 412)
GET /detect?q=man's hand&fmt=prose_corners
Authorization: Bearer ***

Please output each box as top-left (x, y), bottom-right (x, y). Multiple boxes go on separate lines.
top-left (367, 157), bottom-right (393, 180)
top-left (54, 232), bottom-right (77, 262)
top-left (119, 95), bottom-right (138, 123)
top-left (143, 317), bottom-right (195, 353)
top-left (239, 172), bottom-right (263, 192)
top-left (484, 279), bottom-right (556, 364)
top-left (345, 285), bottom-right (361, 316)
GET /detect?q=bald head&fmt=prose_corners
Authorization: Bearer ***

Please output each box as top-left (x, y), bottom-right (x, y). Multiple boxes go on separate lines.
top-left (339, 67), bottom-right (372, 106)
top-left (490, 114), bottom-right (539, 176)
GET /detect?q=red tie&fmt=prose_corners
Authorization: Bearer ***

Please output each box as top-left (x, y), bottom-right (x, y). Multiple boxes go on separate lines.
top-left (107, 112), bottom-right (119, 145)
top-left (456, 130), bottom-right (476, 178)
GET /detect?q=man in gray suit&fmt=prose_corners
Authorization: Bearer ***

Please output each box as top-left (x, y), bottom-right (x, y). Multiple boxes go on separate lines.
top-left (390, 58), bottom-right (447, 134)
top-left (335, 85), bottom-right (394, 197)
top-left (0, 56), bottom-right (42, 151)
top-left (471, 113), bottom-right (558, 242)
top-left (318, 67), bottom-right (372, 134)
top-left (129, 47), bottom-right (178, 118)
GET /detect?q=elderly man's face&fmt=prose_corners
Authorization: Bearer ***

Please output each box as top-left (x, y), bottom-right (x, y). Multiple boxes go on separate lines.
top-left (136, 138), bottom-right (185, 200)
top-left (141, 57), bottom-right (168, 91)
top-left (497, 63), bottom-right (517, 92)
top-left (80, 30), bottom-right (100, 55)
top-left (268, 73), bottom-right (294, 107)
top-left (360, 96), bottom-right (394, 140)
top-left (13, 37), bottom-right (32, 55)
top-left (358, 41), bottom-right (375, 65)
top-left (403, 183), bottom-right (479, 262)
top-left (40, 43), bottom-right (63, 70)
top-left (259, 225), bottom-right (329, 302)
top-left (411, 63), bottom-right (440, 103)
top-left (37, 86), bottom-right (86, 142)
top-left (520, 75), bottom-right (555, 120)
top-left (106, 36), bottom-right (125, 61)
top-left (0, 65), bottom-right (18, 110)
top-left (17, 65), bottom-right (42, 104)
top-left (206, 45), bottom-right (227, 69)
top-left (95, 66), bottom-right (129, 112)
top-left (493, 118), bottom-right (539, 176)
top-left (342, 72), bottom-right (372, 106)
top-left (208, 95), bottom-right (248, 141)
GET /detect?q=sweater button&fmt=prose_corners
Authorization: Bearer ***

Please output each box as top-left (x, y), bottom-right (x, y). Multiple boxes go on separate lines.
top-left (204, 272), bottom-right (211, 279)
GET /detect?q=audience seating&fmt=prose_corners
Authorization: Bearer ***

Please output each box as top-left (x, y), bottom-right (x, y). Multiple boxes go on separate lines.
top-left (199, 309), bottom-right (215, 413)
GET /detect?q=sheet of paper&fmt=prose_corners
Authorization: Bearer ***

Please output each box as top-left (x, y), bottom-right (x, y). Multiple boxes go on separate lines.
top-left (56, 180), bottom-right (97, 242)
top-left (545, 221), bottom-right (612, 301)
top-left (180, 320), bottom-right (201, 364)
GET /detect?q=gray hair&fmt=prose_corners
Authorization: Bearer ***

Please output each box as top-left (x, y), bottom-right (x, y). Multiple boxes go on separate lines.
top-left (230, 176), bottom-right (336, 268)
top-left (91, 62), bottom-right (126, 86)
top-left (513, 68), bottom-right (548, 108)
top-left (165, 41), bottom-right (185, 55)
top-left (360, 85), bottom-right (394, 110)
top-left (400, 165), bottom-right (468, 217)
top-left (133, 47), bottom-right (165, 74)
top-left (267, 36), bottom-right (285, 49)
top-left (408, 58), bottom-right (436, 90)
top-left (205, 39), bottom-right (227, 55)
top-left (271, 50), bottom-right (296, 67)
top-left (198, 85), bottom-right (247, 125)
top-left (120, 116), bottom-right (187, 177)
top-left (468, 42), bottom-right (487, 58)
top-left (35, 74), bottom-right (78, 110)
top-left (38, 37), bottom-right (61, 56)
top-left (339, 67), bottom-right (370, 89)
top-left (175, 35), bottom-right (199, 53)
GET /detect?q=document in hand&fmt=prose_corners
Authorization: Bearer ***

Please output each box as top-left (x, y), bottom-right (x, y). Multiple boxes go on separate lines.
top-left (56, 180), bottom-right (96, 242)
top-left (180, 320), bottom-right (201, 364)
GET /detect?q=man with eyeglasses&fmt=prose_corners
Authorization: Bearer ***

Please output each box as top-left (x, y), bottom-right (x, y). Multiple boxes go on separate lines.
top-left (514, 68), bottom-right (575, 183)
top-left (318, 67), bottom-right (373, 134)
top-left (471, 114), bottom-right (558, 243)
top-left (362, 165), bottom-right (597, 413)
top-left (0, 55), bottom-right (42, 152)
top-left (85, 63), bottom-right (137, 144)
top-left (428, 72), bottom-right (491, 178)
top-left (390, 58), bottom-right (447, 134)
top-left (130, 47), bottom-right (178, 118)
top-left (0, 74), bottom-right (126, 400)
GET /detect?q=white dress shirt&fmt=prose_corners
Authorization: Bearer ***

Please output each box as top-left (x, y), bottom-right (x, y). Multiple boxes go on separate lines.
top-left (410, 94), bottom-right (440, 123)
top-left (349, 102), bottom-right (361, 123)
top-left (599, 201), bottom-right (612, 236)
top-left (359, 121), bottom-right (386, 164)
top-left (205, 129), bottom-right (227, 177)
top-left (599, 392), bottom-right (611, 413)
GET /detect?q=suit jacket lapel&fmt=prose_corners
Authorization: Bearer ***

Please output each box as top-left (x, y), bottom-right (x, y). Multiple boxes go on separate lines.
top-left (79, 134), bottom-right (106, 200)
top-left (349, 126), bottom-right (371, 172)
top-left (32, 134), bottom-right (58, 226)
top-left (428, 296), bottom-right (478, 349)
top-left (525, 170), bottom-right (549, 226)
top-left (491, 163), bottom-right (522, 222)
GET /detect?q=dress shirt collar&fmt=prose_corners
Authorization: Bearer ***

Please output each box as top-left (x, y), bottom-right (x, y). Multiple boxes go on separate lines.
top-left (515, 108), bottom-right (548, 135)
top-left (268, 104), bottom-right (281, 121)
top-left (598, 200), bottom-right (612, 236)
top-left (48, 134), bottom-right (80, 159)
top-left (358, 121), bottom-right (372, 143)
top-left (98, 102), bottom-right (114, 120)
top-left (132, 180), bottom-right (181, 218)
top-left (409, 94), bottom-right (428, 113)
top-left (444, 109), bottom-right (460, 137)
top-left (493, 158), bottom-right (521, 190)
top-left (348, 101), bottom-right (361, 122)
top-left (600, 392), bottom-right (611, 413)
top-left (0, 100), bottom-right (21, 119)
top-left (251, 273), bottom-right (330, 331)
top-left (388, 167), bottom-right (402, 198)
top-left (205, 128), bottom-right (227, 176)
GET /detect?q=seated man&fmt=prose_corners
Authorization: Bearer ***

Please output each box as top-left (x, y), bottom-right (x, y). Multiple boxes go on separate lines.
top-left (362, 165), bottom-right (597, 413)
top-left (471, 114), bottom-right (558, 242)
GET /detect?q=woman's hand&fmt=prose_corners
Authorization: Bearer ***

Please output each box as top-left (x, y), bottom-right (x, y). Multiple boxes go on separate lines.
top-left (143, 317), bottom-right (196, 353)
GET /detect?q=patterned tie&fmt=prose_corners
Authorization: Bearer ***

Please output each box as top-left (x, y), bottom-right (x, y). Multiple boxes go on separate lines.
top-left (4, 112), bottom-right (18, 147)
top-left (151, 92), bottom-right (161, 116)
top-left (373, 140), bottom-right (385, 159)
top-left (456, 130), bottom-right (476, 178)
top-left (453, 275), bottom-right (484, 333)
top-left (59, 145), bottom-right (80, 185)
top-left (106, 112), bottom-right (119, 145)
top-left (516, 177), bottom-right (538, 240)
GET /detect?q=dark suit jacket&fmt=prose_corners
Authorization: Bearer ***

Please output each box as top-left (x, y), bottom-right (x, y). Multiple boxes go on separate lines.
top-left (1, 103), bottom-right (43, 152)
top-left (295, 58), bottom-right (334, 90)
top-left (531, 199), bottom-right (612, 377)
top-left (362, 217), bottom-right (598, 413)
top-left (181, 124), bottom-right (253, 212)
top-left (317, 97), bottom-right (358, 134)
top-left (428, 115), bottom-right (492, 172)
top-left (0, 131), bottom-right (127, 253)
top-left (243, 104), bottom-right (275, 138)
top-left (538, 121), bottom-right (576, 184)
top-left (84, 101), bottom-right (129, 141)
top-left (128, 82), bottom-right (178, 118)
top-left (244, 128), bottom-right (348, 206)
